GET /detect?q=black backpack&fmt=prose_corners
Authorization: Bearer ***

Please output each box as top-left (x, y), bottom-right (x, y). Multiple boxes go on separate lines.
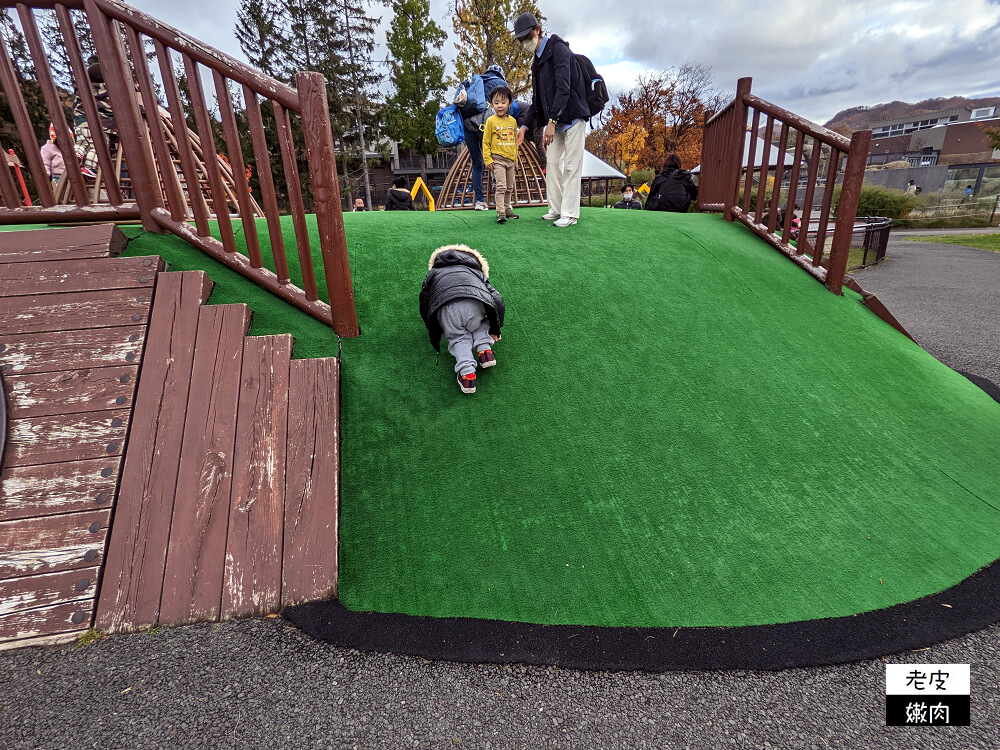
top-left (646, 170), bottom-right (693, 212)
top-left (574, 53), bottom-right (608, 117)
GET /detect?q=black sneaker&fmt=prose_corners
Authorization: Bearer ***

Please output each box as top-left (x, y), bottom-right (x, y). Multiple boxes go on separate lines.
top-left (457, 372), bottom-right (476, 393)
top-left (506, 213), bottom-right (519, 220)
top-left (476, 349), bottom-right (496, 368)
top-left (496, 216), bottom-right (506, 224)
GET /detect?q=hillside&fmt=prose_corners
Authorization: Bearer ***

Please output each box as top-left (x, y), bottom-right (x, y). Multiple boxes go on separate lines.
top-left (825, 95), bottom-right (1000, 132)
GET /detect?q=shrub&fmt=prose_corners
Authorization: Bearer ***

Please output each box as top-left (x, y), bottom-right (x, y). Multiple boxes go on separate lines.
top-left (833, 184), bottom-right (918, 219)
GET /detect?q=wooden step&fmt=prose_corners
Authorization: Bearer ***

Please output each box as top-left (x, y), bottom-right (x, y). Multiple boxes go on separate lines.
top-left (94, 270), bottom-right (212, 633)
top-left (0, 224), bottom-right (128, 263)
top-left (158, 303), bottom-right (252, 627)
top-left (282, 357), bottom-right (340, 606)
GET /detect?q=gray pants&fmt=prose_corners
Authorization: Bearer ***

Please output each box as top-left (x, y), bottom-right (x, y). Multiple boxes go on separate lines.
top-left (438, 298), bottom-right (493, 375)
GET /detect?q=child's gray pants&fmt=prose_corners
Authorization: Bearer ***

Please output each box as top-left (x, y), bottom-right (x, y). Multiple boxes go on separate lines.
top-left (438, 298), bottom-right (493, 375)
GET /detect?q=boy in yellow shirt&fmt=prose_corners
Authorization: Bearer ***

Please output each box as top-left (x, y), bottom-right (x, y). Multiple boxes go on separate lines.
top-left (482, 86), bottom-right (520, 224)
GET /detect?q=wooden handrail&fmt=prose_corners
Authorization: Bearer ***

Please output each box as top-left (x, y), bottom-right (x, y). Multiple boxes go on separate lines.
top-left (0, 0), bottom-right (359, 335)
top-left (699, 77), bottom-right (872, 296)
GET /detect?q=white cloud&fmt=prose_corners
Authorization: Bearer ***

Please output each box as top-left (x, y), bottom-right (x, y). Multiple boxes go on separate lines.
top-left (118, 0), bottom-right (1000, 127)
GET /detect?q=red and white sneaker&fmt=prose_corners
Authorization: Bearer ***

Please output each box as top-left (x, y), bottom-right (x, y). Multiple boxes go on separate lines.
top-left (457, 372), bottom-right (477, 393)
top-left (476, 349), bottom-right (496, 368)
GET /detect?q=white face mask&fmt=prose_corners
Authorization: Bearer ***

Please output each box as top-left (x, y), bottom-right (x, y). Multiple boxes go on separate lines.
top-left (623, 193), bottom-right (633, 201)
top-left (520, 35), bottom-right (537, 54)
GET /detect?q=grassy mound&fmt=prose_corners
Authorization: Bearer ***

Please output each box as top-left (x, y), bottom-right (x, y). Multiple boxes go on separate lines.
top-left (122, 208), bottom-right (1000, 628)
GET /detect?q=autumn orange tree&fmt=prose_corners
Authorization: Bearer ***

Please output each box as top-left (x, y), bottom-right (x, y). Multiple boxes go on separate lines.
top-left (587, 63), bottom-right (726, 174)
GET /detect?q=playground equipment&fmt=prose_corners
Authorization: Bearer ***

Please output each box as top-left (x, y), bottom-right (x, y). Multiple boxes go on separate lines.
top-left (438, 141), bottom-right (547, 210)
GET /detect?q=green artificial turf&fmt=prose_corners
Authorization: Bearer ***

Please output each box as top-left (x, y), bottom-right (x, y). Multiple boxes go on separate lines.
top-left (20, 209), bottom-right (1000, 628)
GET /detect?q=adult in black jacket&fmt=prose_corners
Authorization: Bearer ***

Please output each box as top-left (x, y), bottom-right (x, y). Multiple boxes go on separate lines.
top-left (419, 244), bottom-right (505, 354)
top-left (613, 183), bottom-right (643, 210)
top-left (645, 153), bottom-right (698, 213)
top-left (385, 176), bottom-right (415, 210)
top-left (513, 12), bottom-right (589, 227)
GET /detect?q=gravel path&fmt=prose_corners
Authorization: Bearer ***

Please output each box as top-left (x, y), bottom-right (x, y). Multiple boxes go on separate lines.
top-left (3, 235), bottom-right (999, 750)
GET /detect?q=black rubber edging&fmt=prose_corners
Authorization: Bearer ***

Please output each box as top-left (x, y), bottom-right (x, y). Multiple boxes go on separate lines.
top-left (285, 371), bottom-right (1000, 672)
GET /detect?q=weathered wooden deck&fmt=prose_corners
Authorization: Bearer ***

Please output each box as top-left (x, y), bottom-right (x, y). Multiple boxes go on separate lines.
top-left (0, 225), bottom-right (339, 649)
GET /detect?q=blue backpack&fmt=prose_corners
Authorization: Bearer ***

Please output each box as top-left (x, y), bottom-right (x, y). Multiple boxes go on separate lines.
top-left (435, 104), bottom-right (465, 147)
top-left (456, 75), bottom-right (487, 116)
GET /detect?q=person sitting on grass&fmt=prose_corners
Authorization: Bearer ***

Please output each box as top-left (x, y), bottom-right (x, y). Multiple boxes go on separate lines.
top-left (645, 153), bottom-right (698, 212)
top-left (419, 244), bottom-right (504, 394)
top-left (613, 183), bottom-right (643, 210)
top-left (482, 85), bottom-right (520, 224)
top-left (385, 176), bottom-right (415, 210)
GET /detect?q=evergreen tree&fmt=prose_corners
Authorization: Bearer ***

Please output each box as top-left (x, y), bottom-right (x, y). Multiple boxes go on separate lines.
top-left (235, 0), bottom-right (284, 78)
top-left (450, 0), bottom-right (541, 97)
top-left (383, 0), bottom-right (446, 180)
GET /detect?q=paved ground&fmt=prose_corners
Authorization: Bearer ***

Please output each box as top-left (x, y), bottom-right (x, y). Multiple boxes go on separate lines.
top-left (2, 233), bottom-right (999, 750)
top-left (854, 233), bottom-right (1000, 388)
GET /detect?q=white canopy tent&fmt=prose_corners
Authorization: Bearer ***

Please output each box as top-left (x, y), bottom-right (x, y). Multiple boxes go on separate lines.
top-left (581, 150), bottom-right (627, 206)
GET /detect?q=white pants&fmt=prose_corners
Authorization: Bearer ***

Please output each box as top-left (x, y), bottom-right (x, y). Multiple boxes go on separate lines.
top-left (545, 119), bottom-right (586, 219)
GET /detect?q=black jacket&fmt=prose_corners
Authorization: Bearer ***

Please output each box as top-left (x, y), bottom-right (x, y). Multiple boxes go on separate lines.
top-left (645, 168), bottom-right (698, 212)
top-left (521, 35), bottom-right (591, 130)
top-left (385, 188), bottom-right (414, 210)
top-left (613, 197), bottom-right (643, 210)
top-left (419, 245), bottom-right (505, 352)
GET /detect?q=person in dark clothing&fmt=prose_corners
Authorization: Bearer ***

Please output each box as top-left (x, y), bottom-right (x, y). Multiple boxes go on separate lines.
top-left (385, 176), bottom-right (415, 210)
top-left (513, 12), bottom-right (590, 227)
top-left (613, 183), bottom-right (643, 210)
top-left (645, 153), bottom-right (698, 212)
top-left (352, 198), bottom-right (367, 212)
top-left (419, 244), bottom-right (505, 394)
top-left (458, 64), bottom-right (516, 211)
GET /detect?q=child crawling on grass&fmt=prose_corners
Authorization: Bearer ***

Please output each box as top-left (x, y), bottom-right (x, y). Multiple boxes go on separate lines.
top-left (419, 244), bottom-right (504, 394)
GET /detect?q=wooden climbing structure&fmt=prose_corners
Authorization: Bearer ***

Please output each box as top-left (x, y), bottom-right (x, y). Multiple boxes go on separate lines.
top-left (439, 142), bottom-right (547, 210)
top-left (0, 225), bottom-right (340, 649)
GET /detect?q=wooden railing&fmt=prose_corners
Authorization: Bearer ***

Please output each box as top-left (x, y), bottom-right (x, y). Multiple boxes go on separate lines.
top-left (0, 0), bottom-right (358, 336)
top-left (699, 77), bottom-right (872, 295)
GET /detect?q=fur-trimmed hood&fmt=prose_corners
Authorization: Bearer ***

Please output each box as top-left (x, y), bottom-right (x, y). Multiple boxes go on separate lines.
top-left (428, 244), bottom-right (490, 278)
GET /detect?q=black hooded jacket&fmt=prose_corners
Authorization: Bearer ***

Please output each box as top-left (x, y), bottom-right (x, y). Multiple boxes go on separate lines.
top-left (645, 167), bottom-right (698, 212)
top-left (419, 245), bottom-right (505, 352)
top-left (385, 188), bottom-right (415, 210)
top-left (521, 35), bottom-right (591, 131)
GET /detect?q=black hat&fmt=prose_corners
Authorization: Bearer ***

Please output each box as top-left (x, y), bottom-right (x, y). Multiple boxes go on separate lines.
top-left (512, 12), bottom-right (539, 39)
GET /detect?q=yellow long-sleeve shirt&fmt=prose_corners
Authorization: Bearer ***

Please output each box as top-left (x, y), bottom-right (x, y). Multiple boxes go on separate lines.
top-left (482, 114), bottom-right (519, 166)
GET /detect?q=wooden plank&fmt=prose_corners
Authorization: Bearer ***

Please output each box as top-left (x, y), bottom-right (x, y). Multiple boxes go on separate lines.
top-left (95, 271), bottom-right (211, 634)
top-left (0, 289), bottom-right (152, 336)
top-left (5, 366), bottom-right (139, 418)
top-left (0, 600), bottom-right (93, 642)
top-left (0, 225), bottom-right (128, 262)
top-left (158, 304), bottom-right (250, 627)
top-left (0, 458), bottom-right (121, 522)
top-left (0, 630), bottom-right (85, 652)
top-left (5, 409), bottom-right (130, 467)
top-left (0, 567), bottom-right (100, 616)
top-left (0, 256), bottom-right (162, 297)
top-left (282, 357), bottom-right (340, 605)
top-left (0, 510), bottom-right (110, 579)
top-left (223, 334), bottom-right (291, 619)
top-left (0, 327), bottom-right (145, 376)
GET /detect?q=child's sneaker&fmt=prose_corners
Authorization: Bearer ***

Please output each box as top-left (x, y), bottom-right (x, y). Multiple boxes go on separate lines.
top-left (496, 216), bottom-right (506, 224)
top-left (476, 349), bottom-right (496, 368)
top-left (506, 213), bottom-right (519, 219)
top-left (457, 372), bottom-right (477, 393)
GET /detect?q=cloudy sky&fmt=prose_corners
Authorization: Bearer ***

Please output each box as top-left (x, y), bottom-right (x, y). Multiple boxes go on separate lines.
top-left (127, 0), bottom-right (1000, 125)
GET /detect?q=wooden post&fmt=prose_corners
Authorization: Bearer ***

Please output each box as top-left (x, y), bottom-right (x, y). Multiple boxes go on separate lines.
top-left (826, 129), bottom-right (872, 295)
top-left (296, 71), bottom-right (359, 338)
top-left (83, 0), bottom-right (163, 231)
top-left (725, 77), bottom-right (752, 222)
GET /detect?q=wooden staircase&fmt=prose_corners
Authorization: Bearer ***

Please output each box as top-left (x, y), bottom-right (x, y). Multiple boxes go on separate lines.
top-left (0, 224), bottom-right (339, 648)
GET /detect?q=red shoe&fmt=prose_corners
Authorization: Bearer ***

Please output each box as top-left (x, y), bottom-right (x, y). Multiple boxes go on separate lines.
top-left (457, 372), bottom-right (476, 393)
top-left (476, 349), bottom-right (496, 368)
